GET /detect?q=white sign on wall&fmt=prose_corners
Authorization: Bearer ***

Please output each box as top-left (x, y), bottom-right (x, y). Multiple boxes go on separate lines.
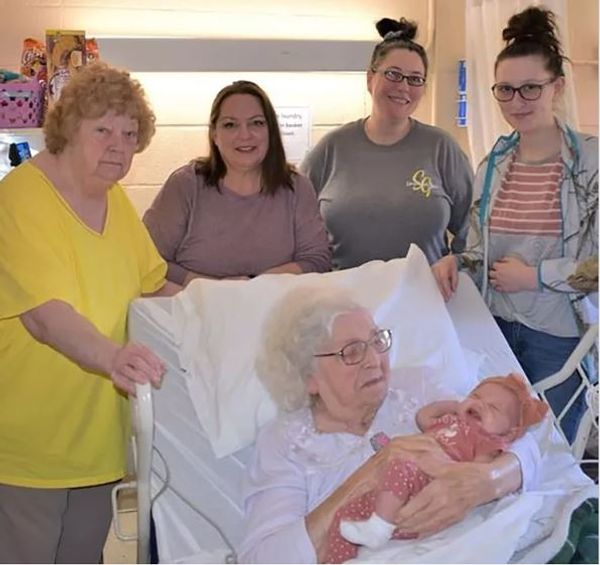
top-left (275, 106), bottom-right (311, 165)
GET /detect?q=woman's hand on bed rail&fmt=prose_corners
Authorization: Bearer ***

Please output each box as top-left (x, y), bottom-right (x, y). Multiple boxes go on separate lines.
top-left (109, 342), bottom-right (166, 396)
top-left (431, 255), bottom-right (459, 302)
top-left (392, 452), bottom-right (522, 537)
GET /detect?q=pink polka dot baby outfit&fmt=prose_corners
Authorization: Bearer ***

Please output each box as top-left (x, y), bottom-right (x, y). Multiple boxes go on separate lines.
top-left (323, 414), bottom-right (507, 563)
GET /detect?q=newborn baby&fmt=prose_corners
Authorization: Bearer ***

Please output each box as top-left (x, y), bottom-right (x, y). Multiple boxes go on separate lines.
top-left (324, 374), bottom-right (548, 564)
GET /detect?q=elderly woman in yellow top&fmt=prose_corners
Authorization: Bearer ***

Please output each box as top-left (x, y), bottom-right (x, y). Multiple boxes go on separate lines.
top-left (0, 63), bottom-right (178, 563)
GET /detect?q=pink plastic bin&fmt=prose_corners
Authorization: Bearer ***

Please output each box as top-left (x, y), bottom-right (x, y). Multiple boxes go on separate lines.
top-left (0, 81), bottom-right (44, 128)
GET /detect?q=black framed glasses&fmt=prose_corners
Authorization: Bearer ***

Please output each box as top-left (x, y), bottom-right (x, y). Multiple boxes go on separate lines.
top-left (314, 329), bottom-right (392, 366)
top-left (373, 68), bottom-right (426, 87)
top-left (491, 78), bottom-right (556, 102)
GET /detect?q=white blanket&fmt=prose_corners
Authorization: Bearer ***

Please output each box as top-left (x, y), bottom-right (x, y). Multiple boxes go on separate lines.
top-left (173, 245), bottom-right (474, 457)
top-left (351, 494), bottom-right (543, 564)
top-left (347, 471), bottom-right (595, 564)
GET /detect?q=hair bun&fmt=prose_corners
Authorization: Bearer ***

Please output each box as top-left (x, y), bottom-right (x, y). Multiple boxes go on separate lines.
top-left (375, 17), bottom-right (418, 41)
top-left (502, 6), bottom-right (560, 50)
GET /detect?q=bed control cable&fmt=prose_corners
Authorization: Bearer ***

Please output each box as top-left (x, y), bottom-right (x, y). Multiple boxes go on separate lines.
top-left (151, 446), bottom-right (238, 564)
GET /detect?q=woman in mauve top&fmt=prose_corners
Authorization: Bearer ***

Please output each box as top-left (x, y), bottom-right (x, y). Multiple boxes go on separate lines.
top-left (144, 80), bottom-right (331, 285)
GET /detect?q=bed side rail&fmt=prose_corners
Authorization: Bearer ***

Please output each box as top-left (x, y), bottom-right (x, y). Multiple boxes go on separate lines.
top-left (532, 324), bottom-right (598, 461)
top-left (111, 383), bottom-right (154, 564)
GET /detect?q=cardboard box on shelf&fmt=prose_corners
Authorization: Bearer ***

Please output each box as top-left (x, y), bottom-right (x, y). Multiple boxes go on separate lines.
top-left (46, 30), bottom-right (85, 104)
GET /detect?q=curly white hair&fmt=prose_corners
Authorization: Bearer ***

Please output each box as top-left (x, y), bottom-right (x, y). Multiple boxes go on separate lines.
top-left (256, 286), bottom-right (365, 412)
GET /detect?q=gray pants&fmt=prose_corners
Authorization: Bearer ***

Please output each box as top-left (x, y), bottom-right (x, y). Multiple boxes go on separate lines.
top-left (0, 481), bottom-right (117, 564)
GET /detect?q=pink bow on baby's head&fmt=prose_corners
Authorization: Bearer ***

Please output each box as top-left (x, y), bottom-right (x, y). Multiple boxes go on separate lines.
top-left (475, 373), bottom-right (549, 438)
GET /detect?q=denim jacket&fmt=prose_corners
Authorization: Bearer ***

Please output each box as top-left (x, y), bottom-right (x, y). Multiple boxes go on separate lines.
top-left (460, 121), bottom-right (598, 334)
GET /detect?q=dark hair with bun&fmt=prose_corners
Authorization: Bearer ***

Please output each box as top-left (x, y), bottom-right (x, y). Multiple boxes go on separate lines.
top-left (495, 6), bottom-right (566, 77)
top-left (370, 17), bottom-right (428, 75)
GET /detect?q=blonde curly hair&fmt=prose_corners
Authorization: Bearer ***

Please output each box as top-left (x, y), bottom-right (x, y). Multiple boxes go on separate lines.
top-left (44, 62), bottom-right (156, 154)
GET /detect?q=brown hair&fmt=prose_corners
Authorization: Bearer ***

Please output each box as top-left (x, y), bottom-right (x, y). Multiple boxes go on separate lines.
top-left (194, 80), bottom-right (294, 195)
top-left (43, 62), bottom-right (156, 154)
top-left (370, 17), bottom-right (428, 75)
top-left (495, 6), bottom-right (566, 78)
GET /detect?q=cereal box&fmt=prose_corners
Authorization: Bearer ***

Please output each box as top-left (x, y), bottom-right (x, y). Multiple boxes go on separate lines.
top-left (46, 30), bottom-right (85, 104)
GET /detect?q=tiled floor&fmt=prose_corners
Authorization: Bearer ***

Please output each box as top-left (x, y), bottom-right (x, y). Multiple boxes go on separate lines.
top-left (103, 490), bottom-right (138, 564)
top-left (104, 515), bottom-right (137, 563)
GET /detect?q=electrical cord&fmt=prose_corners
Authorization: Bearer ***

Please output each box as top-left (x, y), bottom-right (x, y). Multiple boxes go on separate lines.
top-left (585, 385), bottom-right (598, 425)
top-left (150, 446), bottom-right (238, 564)
top-left (579, 385), bottom-right (599, 476)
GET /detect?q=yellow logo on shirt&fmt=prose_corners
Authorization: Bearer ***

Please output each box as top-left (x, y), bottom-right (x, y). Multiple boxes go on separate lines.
top-left (407, 169), bottom-right (436, 198)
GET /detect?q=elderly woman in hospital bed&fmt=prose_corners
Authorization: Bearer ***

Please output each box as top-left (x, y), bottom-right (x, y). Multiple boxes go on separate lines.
top-left (238, 286), bottom-right (543, 564)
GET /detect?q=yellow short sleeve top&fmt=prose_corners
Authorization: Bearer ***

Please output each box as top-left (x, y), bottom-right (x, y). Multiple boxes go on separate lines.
top-left (0, 162), bottom-right (167, 488)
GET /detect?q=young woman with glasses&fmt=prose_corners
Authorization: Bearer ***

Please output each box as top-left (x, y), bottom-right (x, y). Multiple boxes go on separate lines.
top-left (301, 17), bottom-right (473, 270)
top-left (432, 6), bottom-right (598, 444)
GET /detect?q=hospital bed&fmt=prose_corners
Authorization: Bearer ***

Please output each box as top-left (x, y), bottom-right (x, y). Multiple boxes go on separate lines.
top-left (532, 323), bottom-right (598, 460)
top-left (120, 247), bottom-right (597, 564)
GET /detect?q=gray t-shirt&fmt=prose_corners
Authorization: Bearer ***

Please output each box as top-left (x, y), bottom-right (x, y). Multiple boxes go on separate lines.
top-left (489, 233), bottom-right (578, 337)
top-left (301, 119), bottom-right (473, 269)
top-left (143, 163), bottom-right (331, 283)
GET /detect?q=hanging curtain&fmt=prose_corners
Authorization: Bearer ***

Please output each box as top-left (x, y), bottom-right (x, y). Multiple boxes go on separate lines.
top-left (465, 0), bottom-right (578, 167)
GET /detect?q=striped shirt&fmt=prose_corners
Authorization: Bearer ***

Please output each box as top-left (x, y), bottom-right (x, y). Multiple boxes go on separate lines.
top-left (490, 156), bottom-right (563, 236)
top-left (487, 154), bottom-right (578, 337)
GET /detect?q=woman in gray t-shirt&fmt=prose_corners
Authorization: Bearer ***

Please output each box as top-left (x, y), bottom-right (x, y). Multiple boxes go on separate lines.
top-left (301, 17), bottom-right (473, 270)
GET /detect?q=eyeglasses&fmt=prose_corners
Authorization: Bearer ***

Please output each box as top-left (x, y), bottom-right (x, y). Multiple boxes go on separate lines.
top-left (491, 78), bottom-right (556, 102)
top-left (314, 329), bottom-right (392, 366)
top-left (372, 68), bottom-right (426, 87)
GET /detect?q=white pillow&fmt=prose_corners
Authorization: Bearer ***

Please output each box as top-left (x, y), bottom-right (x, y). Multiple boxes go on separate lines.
top-left (173, 245), bottom-right (472, 458)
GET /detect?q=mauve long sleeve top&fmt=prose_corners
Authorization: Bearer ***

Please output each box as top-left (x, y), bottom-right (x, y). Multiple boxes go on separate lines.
top-left (143, 163), bottom-right (332, 284)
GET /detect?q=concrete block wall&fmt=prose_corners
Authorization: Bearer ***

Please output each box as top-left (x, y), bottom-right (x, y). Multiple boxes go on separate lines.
top-left (0, 0), bottom-right (428, 212)
top-left (1, 0), bottom-right (596, 216)
top-left (120, 71), bottom-right (379, 215)
top-left (568, 0), bottom-right (599, 135)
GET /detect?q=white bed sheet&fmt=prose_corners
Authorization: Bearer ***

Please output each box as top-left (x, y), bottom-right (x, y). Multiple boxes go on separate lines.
top-left (128, 273), bottom-right (596, 564)
top-left (176, 246), bottom-right (475, 458)
top-left (128, 300), bottom-right (251, 563)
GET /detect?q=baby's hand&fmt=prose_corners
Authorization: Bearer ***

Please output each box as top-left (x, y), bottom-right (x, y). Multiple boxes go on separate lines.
top-left (416, 399), bottom-right (462, 430)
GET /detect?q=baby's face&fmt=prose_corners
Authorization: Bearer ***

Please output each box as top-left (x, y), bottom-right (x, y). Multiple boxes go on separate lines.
top-left (460, 382), bottom-right (520, 436)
